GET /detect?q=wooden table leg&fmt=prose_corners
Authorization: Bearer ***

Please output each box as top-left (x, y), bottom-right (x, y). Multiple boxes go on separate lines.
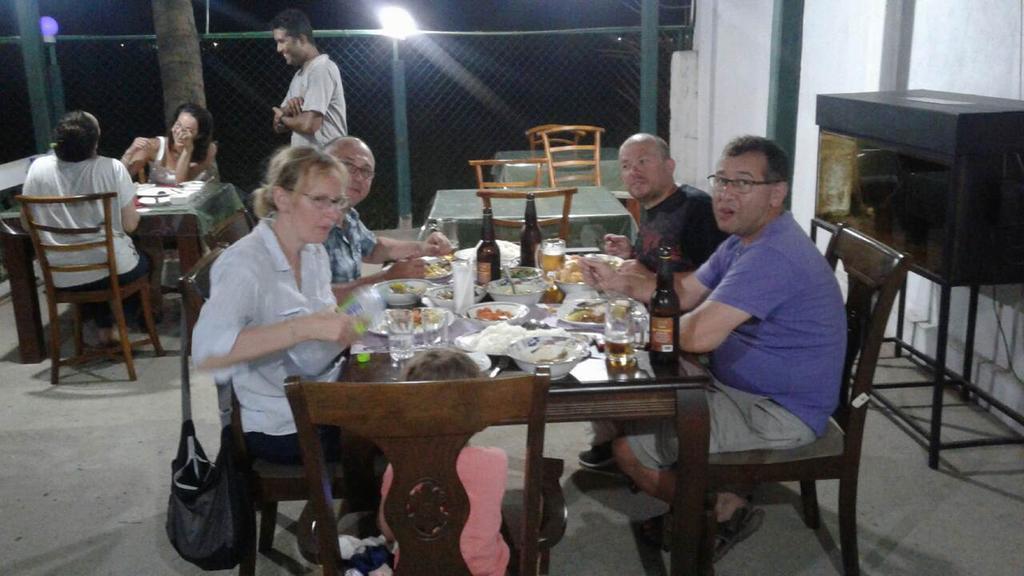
top-left (672, 387), bottom-right (710, 576)
top-left (1, 229), bottom-right (46, 363)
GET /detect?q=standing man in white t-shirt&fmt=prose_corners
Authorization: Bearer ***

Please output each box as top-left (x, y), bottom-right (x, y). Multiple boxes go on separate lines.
top-left (22, 110), bottom-right (147, 347)
top-left (271, 9), bottom-right (348, 148)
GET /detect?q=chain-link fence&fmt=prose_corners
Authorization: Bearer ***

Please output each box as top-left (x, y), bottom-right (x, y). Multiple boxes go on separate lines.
top-left (1, 27), bottom-right (688, 279)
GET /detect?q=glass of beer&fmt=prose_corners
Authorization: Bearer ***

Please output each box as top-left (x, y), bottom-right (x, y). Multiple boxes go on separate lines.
top-left (604, 298), bottom-right (639, 368)
top-left (540, 238), bottom-right (566, 274)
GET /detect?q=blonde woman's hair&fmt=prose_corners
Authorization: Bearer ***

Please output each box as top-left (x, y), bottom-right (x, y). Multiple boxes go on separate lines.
top-left (252, 146), bottom-right (349, 218)
top-left (401, 349), bottom-right (482, 381)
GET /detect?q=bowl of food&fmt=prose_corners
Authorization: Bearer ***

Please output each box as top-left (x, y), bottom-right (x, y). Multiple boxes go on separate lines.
top-left (553, 255), bottom-right (598, 298)
top-left (507, 266), bottom-right (543, 281)
top-left (455, 323), bottom-right (571, 356)
top-left (374, 279), bottom-right (432, 307)
top-left (421, 256), bottom-right (452, 282)
top-left (507, 334), bottom-right (590, 380)
top-left (486, 277), bottom-right (547, 305)
top-left (424, 284), bottom-right (486, 310)
top-left (464, 302), bottom-right (530, 327)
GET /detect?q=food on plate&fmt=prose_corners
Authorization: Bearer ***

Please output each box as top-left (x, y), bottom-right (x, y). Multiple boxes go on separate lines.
top-left (473, 306), bottom-right (515, 321)
top-left (422, 258), bottom-right (451, 279)
top-left (458, 323), bottom-right (570, 355)
top-left (557, 256), bottom-right (585, 283)
top-left (388, 281), bottom-right (426, 295)
top-left (487, 278), bottom-right (545, 296)
top-left (565, 300), bottom-right (606, 324)
top-left (508, 266), bottom-right (542, 280)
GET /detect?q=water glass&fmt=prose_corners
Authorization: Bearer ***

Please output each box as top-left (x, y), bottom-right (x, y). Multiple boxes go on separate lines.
top-left (419, 308), bottom-right (447, 349)
top-left (604, 298), bottom-right (640, 368)
top-left (385, 309), bottom-right (416, 362)
top-left (439, 218), bottom-right (460, 252)
top-left (540, 238), bottom-right (566, 274)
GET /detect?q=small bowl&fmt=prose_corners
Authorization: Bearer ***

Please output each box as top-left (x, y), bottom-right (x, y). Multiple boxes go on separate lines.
top-left (464, 302), bottom-right (530, 327)
top-left (424, 285), bottom-right (485, 310)
top-left (374, 279), bottom-right (432, 307)
top-left (507, 334), bottom-right (590, 380)
top-left (486, 277), bottom-right (546, 306)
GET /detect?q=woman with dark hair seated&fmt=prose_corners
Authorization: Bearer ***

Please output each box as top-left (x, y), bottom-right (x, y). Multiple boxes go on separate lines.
top-left (22, 110), bottom-right (148, 347)
top-left (121, 102), bottom-right (218, 184)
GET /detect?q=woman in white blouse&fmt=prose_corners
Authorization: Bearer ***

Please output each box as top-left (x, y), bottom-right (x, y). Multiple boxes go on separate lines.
top-left (192, 145), bottom-right (356, 464)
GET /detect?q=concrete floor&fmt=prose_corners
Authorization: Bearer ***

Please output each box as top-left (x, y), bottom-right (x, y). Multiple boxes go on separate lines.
top-left (1, 260), bottom-right (1022, 575)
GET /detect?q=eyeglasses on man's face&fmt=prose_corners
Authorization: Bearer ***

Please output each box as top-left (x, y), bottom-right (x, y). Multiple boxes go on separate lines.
top-left (341, 159), bottom-right (375, 180)
top-left (706, 175), bottom-right (781, 195)
top-left (301, 192), bottom-right (347, 212)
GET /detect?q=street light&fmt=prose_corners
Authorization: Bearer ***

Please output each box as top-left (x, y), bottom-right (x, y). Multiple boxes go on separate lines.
top-left (377, 6), bottom-right (419, 228)
top-left (39, 16), bottom-right (65, 124)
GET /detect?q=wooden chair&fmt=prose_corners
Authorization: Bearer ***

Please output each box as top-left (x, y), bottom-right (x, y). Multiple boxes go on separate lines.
top-left (16, 192), bottom-right (164, 384)
top-left (286, 370), bottom-right (567, 576)
top-left (679, 225), bottom-right (909, 574)
top-left (525, 124), bottom-right (588, 153)
top-left (204, 207), bottom-right (252, 249)
top-left (468, 158), bottom-right (548, 189)
top-left (476, 187), bottom-right (577, 241)
top-left (539, 125), bottom-right (605, 187)
top-left (179, 249), bottom-right (348, 575)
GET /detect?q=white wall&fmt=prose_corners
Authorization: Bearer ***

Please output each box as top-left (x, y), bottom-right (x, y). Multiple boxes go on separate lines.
top-left (676, 0), bottom-right (1024, 432)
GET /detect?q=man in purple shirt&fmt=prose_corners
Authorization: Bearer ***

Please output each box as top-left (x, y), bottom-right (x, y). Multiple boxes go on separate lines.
top-left (612, 136), bottom-right (846, 559)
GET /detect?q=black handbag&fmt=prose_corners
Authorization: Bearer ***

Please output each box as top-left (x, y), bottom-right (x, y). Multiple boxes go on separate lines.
top-left (166, 306), bottom-right (251, 570)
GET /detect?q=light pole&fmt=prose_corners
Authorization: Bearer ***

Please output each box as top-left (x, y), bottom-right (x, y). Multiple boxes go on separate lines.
top-left (378, 6), bottom-right (419, 229)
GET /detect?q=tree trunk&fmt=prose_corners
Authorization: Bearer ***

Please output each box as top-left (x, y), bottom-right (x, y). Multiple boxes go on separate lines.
top-left (151, 0), bottom-right (205, 126)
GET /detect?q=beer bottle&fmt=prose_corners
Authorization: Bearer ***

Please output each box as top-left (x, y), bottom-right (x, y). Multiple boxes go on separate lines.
top-left (519, 193), bottom-right (542, 267)
top-left (648, 246), bottom-right (681, 364)
top-left (476, 207), bottom-right (500, 285)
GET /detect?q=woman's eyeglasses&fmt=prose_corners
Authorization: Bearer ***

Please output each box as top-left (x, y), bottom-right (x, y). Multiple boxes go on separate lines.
top-left (301, 192), bottom-right (347, 212)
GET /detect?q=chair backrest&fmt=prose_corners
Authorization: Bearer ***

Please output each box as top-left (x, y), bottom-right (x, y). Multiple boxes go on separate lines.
top-left (179, 246), bottom-right (225, 335)
top-left (476, 187), bottom-right (577, 241)
top-left (540, 125), bottom-right (604, 187)
top-left (16, 192), bottom-right (122, 298)
top-left (823, 225), bottom-right (908, 449)
top-left (525, 124), bottom-right (587, 152)
top-left (286, 370), bottom-right (551, 576)
top-left (468, 158), bottom-right (548, 189)
top-left (204, 208), bottom-right (252, 249)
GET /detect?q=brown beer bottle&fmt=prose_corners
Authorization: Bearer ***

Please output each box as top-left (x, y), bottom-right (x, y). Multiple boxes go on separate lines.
top-left (519, 193), bottom-right (542, 267)
top-left (649, 246), bottom-right (680, 364)
top-left (476, 207), bottom-right (500, 285)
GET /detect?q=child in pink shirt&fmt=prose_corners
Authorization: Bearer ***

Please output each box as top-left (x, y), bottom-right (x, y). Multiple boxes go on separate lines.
top-left (377, 349), bottom-right (510, 576)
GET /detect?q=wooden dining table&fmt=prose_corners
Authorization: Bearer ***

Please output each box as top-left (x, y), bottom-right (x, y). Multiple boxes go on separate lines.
top-left (0, 182), bottom-right (244, 363)
top-left (339, 305), bottom-right (715, 575)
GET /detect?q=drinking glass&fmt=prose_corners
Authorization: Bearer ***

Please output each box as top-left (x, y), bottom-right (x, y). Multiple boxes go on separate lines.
top-left (604, 298), bottom-right (640, 368)
top-left (439, 218), bottom-right (460, 252)
top-left (385, 309), bottom-right (416, 362)
top-left (419, 308), bottom-right (447, 349)
top-left (540, 238), bottom-right (566, 274)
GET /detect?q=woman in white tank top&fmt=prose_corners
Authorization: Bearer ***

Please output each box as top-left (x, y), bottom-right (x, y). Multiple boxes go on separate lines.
top-left (120, 102), bottom-right (218, 185)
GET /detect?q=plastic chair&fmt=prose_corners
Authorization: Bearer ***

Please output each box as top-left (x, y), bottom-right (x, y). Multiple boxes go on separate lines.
top-left (678, 225), bottom-right (909, 574)
top-left (16, 192), bottom-right (164, 383)
top-left (286, 370), bottom-right (567, 576)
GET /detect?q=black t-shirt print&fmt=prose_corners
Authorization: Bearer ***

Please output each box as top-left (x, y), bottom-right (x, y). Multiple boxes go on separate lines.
top-left (633, 185), bottom-right (727, 273)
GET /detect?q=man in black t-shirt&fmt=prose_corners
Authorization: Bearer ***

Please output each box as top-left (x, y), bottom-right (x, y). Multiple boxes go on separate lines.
top-left (578, 133), bottom-right (727, 471)
top-left (583, 133), bottom-right (727, 303)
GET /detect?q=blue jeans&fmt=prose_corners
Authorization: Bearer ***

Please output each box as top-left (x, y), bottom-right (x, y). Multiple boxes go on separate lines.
top-left (244, 426), bottom-right (341, 466)
top-left (62, 252), bottom-right (151, 329)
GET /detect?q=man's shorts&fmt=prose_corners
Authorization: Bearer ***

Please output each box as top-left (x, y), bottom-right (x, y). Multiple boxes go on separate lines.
top-left (626, 380), bottom-right (817, 470)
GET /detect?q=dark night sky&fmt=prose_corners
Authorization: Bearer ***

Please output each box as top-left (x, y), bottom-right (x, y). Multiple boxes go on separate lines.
top-left (1, 1), bottom-right (690, 36)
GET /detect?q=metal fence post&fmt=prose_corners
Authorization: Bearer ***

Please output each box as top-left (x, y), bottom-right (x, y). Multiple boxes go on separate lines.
top-left (392, 38), bottom-right (412, 228)
top-left (15, 0), bottom-right (53, 153)
top-left (639, 0), bottom-right (659, 134)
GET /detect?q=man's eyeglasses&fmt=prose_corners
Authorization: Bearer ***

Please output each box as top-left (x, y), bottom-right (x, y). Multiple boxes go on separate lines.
top-left (706, 175), bottom-right (781, 195)
top-left (341, 160), bottom-right (375, 180)
top-left (301, 192), bottom-right (347, 212)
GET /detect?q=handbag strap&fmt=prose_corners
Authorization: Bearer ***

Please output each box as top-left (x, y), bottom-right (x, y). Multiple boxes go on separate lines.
top-left (180, 299), bottom-right (193, 423)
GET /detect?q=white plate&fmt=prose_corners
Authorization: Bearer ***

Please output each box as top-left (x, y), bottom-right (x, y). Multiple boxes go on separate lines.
top-left (137, 187), bottom-right (171, 198)
top-left (421, 256), bottom-right (453, 282)
top-left (367, 308), bottom-right (455, 336)
top-left (463, 302), bottom-right (530, 327)
top-left (138, 196), bottom-right (170, 206)
top-left (466, 351), bottom-right (492, 372)
top-left (557, 298), bottom-right (607, 328)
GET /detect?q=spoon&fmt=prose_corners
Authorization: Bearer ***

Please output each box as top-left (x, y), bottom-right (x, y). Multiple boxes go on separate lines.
top-left (501, 265), bottom-right (517, 294)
